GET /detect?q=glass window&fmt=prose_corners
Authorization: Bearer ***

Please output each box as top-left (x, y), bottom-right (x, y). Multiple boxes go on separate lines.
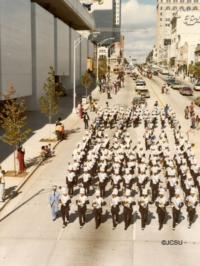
top-left (166, 6), bottom-right (170, 10)
top-left (172, 6), bottom-right (177, 10)
top-left (193, 6), bottom-right (198, 9)
top-left (187, 6), bottom-right (191, 10)
top-left (180, 0), bottom-right (184, 2)
top-left (187, 0), bottom-right (191, 3)
top-left (194, 0), bottom-right (198, 3)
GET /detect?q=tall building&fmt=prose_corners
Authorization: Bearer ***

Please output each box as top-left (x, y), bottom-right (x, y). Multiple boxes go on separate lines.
top-left (0, 0), bottom-right (95, 110)
top-left (156, 0), bottom-right (200, 64)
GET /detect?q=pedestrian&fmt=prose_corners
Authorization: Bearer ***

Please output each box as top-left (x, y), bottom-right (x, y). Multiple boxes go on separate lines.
top-left (78, 102), bottom-right (84, 119)
top-left (155, 188), bottom-right (168, 230)
top-left (195, 115), bottom-right (200, 129)
top-left (184, 106), bottom-right (189, 119)
top-left (0, 168), bottom-right (6, 202)
top-left (49, 185), bottom-right (60, 221)
top-left (16, 147), bottom-right (26, 174)
top-left (185, 188), bottom-right (198, 229)
top-left (110, 189), bottom-right (121, 229)
top-left (92, 190), bottom-right (105, 229)
top-left (191, 114), bottom-right (196, 129)
top-left (171, 189), bottom-right (184, 230)
top-left (83, 111), bottom-right (90, 129)
top-left (60, 187), bottom-right (71, 228)
top-left (122, 189), bottom-right (135, 230)
top-left (76, 187), bottom-right (89, 228)
top-left (138, 189), bottom-right (149, 230)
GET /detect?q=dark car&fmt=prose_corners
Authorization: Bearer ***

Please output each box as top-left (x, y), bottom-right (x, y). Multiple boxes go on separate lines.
top-left (166, 79), bottom-right (176, 86)
top-left (153, 70), bottom-right (158, 76)
top-left (179, 86), bottom-right (193, 96)
top-left (132, 96), bottom-right (146, 105)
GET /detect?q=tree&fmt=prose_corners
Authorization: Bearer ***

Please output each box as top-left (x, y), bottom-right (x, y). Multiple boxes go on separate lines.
top-left (39, 66), bottom-right (60, 138)
top-left (0, 85), bottom-right (31, 173)
top-left (81, 71), bottom-right (93, 98)
top-left (98, 57), bottom-right (108, 79)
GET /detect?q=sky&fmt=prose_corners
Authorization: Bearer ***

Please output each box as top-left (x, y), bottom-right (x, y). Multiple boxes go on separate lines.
top-left (122, 0), bottom-right (156, 62)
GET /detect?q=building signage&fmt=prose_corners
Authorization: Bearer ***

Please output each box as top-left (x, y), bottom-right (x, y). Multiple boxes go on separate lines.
top-left (183, 15), bottom-right (200, 25)
top-left (98, 47), bottom-right (108, 57)
top-left (115, 0), bottom-right (120, 25)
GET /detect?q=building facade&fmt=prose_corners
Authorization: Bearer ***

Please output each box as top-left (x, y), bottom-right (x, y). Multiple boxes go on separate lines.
top-left (0, 0), bottom-right (95, 110)
top-left (169, 11), bottom-right (200, 73)
top-left (156, 0), bottom-right (200, 64)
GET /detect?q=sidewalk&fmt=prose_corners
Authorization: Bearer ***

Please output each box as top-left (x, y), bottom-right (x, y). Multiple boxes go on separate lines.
top-left (0, 85), bottom-right (103, 211)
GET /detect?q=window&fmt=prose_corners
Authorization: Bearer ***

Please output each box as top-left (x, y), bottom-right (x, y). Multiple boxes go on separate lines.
top-left (187, 6), bottom-right (191, 10)
top-left (166, 6), bottom-right (170, 10)
top-left (193, 6), bottom-right (198, 9)
top-left (194, 0), bottom-right (198, 3)
top-left (187, 0), bottom-right (191, 3)
top-left (179, 6), bottom-right (184, 10)
top-left (160, 12), bottom-right (163, 15)
top-left (166, 0), bottom-right (171, 3)
top-left (180, 0), bottom-right (184, 2)
top-left (166, 18), bottom-right (171, 21)
top-left (173, 0), bottom-right (177, 2)
top-left (160, 18), bottom-right (163, 21)
top-left (172, 6), bottom-right (177, 10)
top-left (160, 6), bottom-right (163, 10)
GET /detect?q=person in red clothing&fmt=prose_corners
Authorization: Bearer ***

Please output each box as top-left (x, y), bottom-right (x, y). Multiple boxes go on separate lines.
top-left (16, 147), bottom-right (26, 173)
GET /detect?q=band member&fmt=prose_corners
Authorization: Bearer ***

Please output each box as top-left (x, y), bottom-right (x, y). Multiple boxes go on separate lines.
top-left (171, 189), bottom-right (184, 230)
top-left (60, 187), bottom-right (71, 228)
top-left (138, 189), bottom-right (149, 230)
top-left (66, 170), bottom-right (75, 196)
top-left (98, 170), bottom-right (107, 197)
top-left (76, 188), bottom-right (89, 228)
top-left (122, 189), bottom-right (135, 230)
top-left (82, 170), bottom-right (91, 196)
top-left (155, 188), bottom-right (168, 230)
top-left (110, 189), bottom-right (121, 229)
top-left (185, 187), bottom-right (198, 228)
top-left (92, 190), bottom-right (105, 229)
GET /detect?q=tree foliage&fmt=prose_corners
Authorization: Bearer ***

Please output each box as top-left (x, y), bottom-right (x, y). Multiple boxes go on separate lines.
top-left (0, 85), bottom-right (31, 147)
top-left (98, 57), bottom-right (108, 79)
top-left (39, 66), bottom-right (60, 124)
top-left (81, 71), bottom-right (93, 90)
top-left (188, 63), bottom-right (200, 78)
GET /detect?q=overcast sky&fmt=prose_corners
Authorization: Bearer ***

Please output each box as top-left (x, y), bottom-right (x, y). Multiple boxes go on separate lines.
top-left (122, 0), bottom-right (156, 62)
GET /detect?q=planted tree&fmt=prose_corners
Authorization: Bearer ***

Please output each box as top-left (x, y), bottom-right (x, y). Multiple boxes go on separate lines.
top-left (39, 66), bottom-right (60, 140)
top-left (0, 85), bottom-right (31, 174)
top-left (81, 71), bottom-right (93, 98)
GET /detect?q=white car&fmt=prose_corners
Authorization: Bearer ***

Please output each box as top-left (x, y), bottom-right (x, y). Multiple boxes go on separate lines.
top-left (194, 83), bottom-right (200, 91)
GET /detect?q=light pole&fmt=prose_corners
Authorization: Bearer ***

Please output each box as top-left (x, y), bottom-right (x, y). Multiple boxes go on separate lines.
top-left (73, 36), bottom-right (82, 113)
top-left (96, 37), bottom-right (115, 84)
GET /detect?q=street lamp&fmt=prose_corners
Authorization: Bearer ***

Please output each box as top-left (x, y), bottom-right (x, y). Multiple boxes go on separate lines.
top-left (96, 37), bottom-right (115, 83)
top-left (73, 36), bottom-right (83, 113)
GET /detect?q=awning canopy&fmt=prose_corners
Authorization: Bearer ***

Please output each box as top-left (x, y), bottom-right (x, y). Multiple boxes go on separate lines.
top-left (32, 0), bottom-right (95, 30)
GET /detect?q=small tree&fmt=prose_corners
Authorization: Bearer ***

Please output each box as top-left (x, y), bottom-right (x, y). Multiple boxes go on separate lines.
top-left (39, 66), bottom-right (60, 139)
top-left (81, 71), bottom-right (93, 98)
top-left (0, 85), bottom-right (31, 173)
top-left (98, 57), bottom-right (108, 79)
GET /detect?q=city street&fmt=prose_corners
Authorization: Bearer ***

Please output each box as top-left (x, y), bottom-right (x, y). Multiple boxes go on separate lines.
top-left (0, 75), bottom-right (200, 266)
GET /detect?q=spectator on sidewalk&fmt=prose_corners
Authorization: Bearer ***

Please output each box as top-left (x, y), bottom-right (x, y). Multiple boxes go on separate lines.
top-left (189, 102), bottom-right (194, 117)
top-left (191, 114), bottom-right (196, 129)
top-left (49, 185), bottom-right (60, 221)
top-left (0, 168), bottom-right (6, 202)
top-left (196, 115), bottom-right (200, 129)
top-left (83, 111), bottom-right (90, 129)
top-left (184, 106), bottom-right (189, 119)
top-left (77, 103), bottom-right (84, 119)
top-left (55, 118), bottom-right (65, 141)
top-left (16, 147), bottom-right (26, 174)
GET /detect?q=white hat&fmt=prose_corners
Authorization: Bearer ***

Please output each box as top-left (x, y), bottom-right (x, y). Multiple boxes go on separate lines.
top-left (95, 190), bottom-right (101, 197)
top-left (142, 188), bottom-right (148, 195)
top-left (125, 189), bottom-right (131, 197)
top-left (159, 188), bottom-right (165, 195)
top-left (191, 187), bottom-right (196, 194)
top-left (62, 187), bottom-right (68, 194)
top-left (125, 168), bottom-right (130, 174)
top-left (112, 188), bottom-right (118, 196)
top-left (80, 188), bottom-right (85, 194)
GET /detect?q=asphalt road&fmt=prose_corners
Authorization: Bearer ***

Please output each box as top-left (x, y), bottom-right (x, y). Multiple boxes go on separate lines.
top-left (0, 76), bottom-right (200, 266)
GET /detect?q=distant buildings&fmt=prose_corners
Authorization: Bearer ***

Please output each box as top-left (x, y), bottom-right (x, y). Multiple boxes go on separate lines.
top-left (156, 0), bottom-right (200, 65)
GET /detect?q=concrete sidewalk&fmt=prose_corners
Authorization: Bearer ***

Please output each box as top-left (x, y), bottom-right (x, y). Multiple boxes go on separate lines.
top-left (0, 86), bottom-right (102, 211)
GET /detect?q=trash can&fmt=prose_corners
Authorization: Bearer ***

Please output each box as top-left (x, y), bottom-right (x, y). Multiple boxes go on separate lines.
top-left (0, 182), bottom-right (5, 202)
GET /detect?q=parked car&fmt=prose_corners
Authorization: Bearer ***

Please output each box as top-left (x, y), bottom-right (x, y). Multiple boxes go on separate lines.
top-left (194, 83), bottom-right (200, 91)
top-left (171, 81), bottom-right (183, 90)
top-left (135, 80), bottom-right (146, 92)
top-left (137, 88), bottom-right (150, 98)
top-left (166, 79), bottom-right (176, 86)
top-left (179, 86), bottom-right (193, 96)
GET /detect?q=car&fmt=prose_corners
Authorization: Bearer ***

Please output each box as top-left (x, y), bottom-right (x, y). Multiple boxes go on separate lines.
top-left (136, 81), bottom-right (146, 92)
top-left (137, 88), bottom-right (150, 98)
top-left (179, 86), bottom-right (193, 96)
top-left (132, 96), bottom-right (146, 105)
top-left (194, 83), bottom-right (200, 91)
top-left (171, 81), bottom-right (183, 90)
top-left (166, 79), bottom-right (176, 86)
top-left (153, 70), bottom-right (158, 76)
